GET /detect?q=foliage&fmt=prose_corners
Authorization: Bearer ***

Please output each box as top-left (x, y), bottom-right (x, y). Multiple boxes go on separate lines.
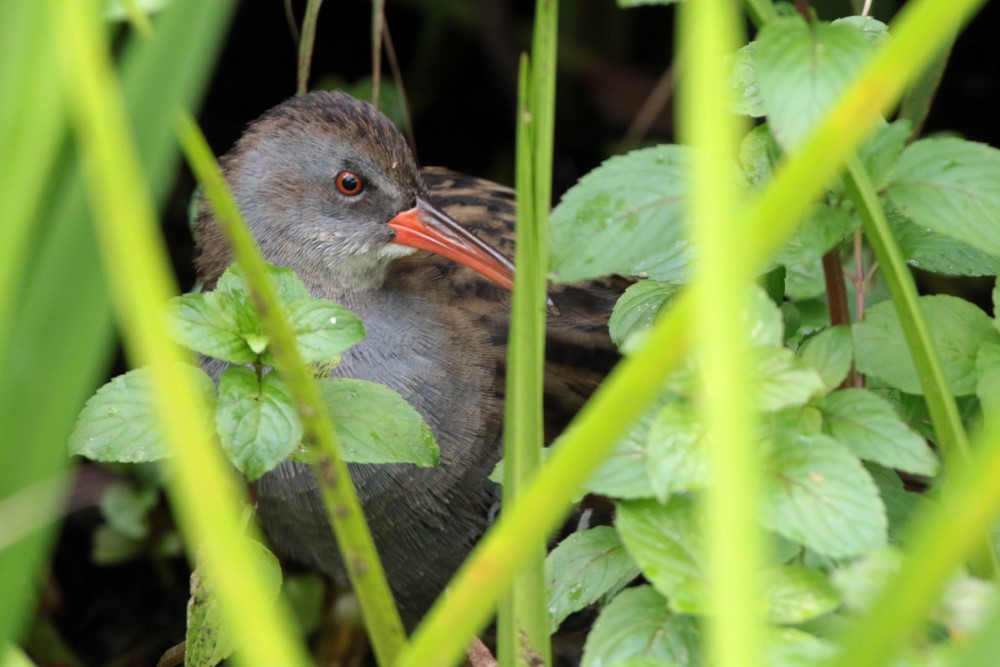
top-left (70, 264), bottom-right (438, 480)
top-left (536, 7), bottom-right (1000, 667)
top-left (68, 263), bottom-right (435, 663)
top-left (4, 0), bottom-right (1000, 666)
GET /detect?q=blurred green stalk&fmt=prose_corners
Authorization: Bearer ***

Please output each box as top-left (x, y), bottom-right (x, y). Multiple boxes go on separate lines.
top-left (498, 0), bottom-right (559, 664)
top-left (0, 0), bottom-right (236, 653)
top-left (54, 1), bottom-right (309, 665)
top-left (177, 113), bottom-right (407, 664)
top-left (677, 1), bottom-right (758, 667)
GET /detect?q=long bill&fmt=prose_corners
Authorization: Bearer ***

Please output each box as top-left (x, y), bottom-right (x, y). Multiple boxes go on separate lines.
top-left (387, 197), bottom-right (516, 291)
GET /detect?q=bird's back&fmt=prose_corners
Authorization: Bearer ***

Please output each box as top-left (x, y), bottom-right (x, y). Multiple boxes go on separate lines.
top-left (406, 167), bottom-right (628, 442)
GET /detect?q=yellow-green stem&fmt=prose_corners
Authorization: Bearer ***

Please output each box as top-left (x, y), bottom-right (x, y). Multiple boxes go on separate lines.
top-left (177, 113), bottom-right (407, 664)
top-left (54, 2), bottom-right (309, 665)
top-left (842, 156), bottom-right (998, 578)
top-left (678, 2), bottom-right (758, 667)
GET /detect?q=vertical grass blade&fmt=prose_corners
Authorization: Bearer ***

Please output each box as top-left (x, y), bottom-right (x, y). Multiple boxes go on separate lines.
top-left (0, 0), bottom-right (236, 651)
top-left (677, 1), bottom-right (757, 666)
top-left (499, 1), bottom-right (559, 664)
top-left (371, 0), bottom-right (385, 108)
top-left (843, 159), bottom-right (971, 468)
top-left (842, 158), bottom-right (997, 579)
top-left (297, 0), bottom-right (324, 95)
top-left (54, 2), bottom-right (309, 666)
top-left (0, 4), bottom-right (65, 359)
top-left (499, 53), bottom-right (551, 667)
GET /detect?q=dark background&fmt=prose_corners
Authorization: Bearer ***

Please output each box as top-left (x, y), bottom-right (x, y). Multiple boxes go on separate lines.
top-left (39, 1), bottom-right (1000, 665)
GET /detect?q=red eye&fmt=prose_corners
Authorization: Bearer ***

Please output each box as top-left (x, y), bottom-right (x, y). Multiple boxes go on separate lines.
top-left (335, 171), bottom-right (364, 196)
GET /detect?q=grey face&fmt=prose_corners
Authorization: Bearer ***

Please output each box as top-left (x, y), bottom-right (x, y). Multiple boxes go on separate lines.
top-left (220, 91), bottom-right (425, 289)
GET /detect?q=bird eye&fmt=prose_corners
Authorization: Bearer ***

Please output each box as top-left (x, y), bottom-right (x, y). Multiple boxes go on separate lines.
top-left (335, 171), bottom-right (365, 196)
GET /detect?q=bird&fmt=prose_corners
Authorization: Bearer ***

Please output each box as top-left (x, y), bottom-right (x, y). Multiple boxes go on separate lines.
top-left (193, 90), bottom-right (623, 629)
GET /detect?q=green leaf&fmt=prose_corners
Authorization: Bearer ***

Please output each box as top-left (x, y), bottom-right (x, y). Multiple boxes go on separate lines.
top-left (830, 16), bottom-right (890, 47)
top-left (99, 481), bottom-right (158, 540)
top-left (581, 586), bottom-right (700, 667)
top-left (887, 207), bottom-right (1000, 277)
top-left (546, 527), bottom-right (640, 631)
top-left (186, 540), bottom-right (282, 667)
top-left (977, 341), bottom-right (1000, 416)
top-left (783, 256), bottom-right (828, 301)
top-left (857, 120), bottom-right (911, 191)
top-left (262, 298), bottom-right (364, 365)
top-left (169, 291), bottom-right (261, 363)
top-left (820, 388), bottom-right (938, 476)
top-left (187, 264), bottom-right (364, 364)
top-left (729, 44), bottom-right (765, 118)
top-left (753, 346), bottom-right (827, 412)
top-left (621, 281), bottom-right (780, 362)
top-left (739, 125), bottom-right (780, 189)
top-left (773, 204), bottom-right (858, 296)
top-left (762, 432), bottom-right (887, 558)
top-left (744, 284), bottom-right (785, 348)
top-left (799, 325), bottom-right (854, 392)
top-left (317, 378), bottom-right (438, 466)
top-left (282, 573), bottom-right (326, 635)
top-left (616, 496), bottom-right (704, 599)
top-left (609, 280), bottom-right (678, 348)
top-left (646, 402), bottom-right (706, 500)
top-left (549, 146), bottom-right (697, 283)
top-left (216, 264), bottom-right (310, 303)
top-left (764, 628), bottom-right (836, 666)
top-left (753, 16), bottom-right (876, 149)
top-left (585, 412), bottom-right (655, 499)
top-left (91, 524), bottom-right (144, 565)
top-left (853, 295), bottom-right (1000, 396)
top-left (763, 565), bottom-right (840, 625)
top-left (215, 367), bottom-right (302, 481)
top-left (887, 138), bottom-right (1000, 258)
top-left (867, 463), bottom-right (926, 543)
top-left (69, 365), bottom-right (216, 462)
top-left (763, 265), bottom-right (787, 305)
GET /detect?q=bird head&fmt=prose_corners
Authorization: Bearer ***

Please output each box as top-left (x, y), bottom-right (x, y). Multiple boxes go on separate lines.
top-left (195, 90), bottom-right (514, 292)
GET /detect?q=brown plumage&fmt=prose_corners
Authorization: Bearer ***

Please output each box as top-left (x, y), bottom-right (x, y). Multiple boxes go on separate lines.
top-left (194, 91), bottom-right (623, 628)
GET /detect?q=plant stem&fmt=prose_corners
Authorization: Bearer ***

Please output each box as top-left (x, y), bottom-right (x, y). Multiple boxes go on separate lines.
top-left (822, 248), bottom-right (851, 327)
top-left (177, 113), bottom-right (407, 664)
top-left (842, 156), bottom-right (998, 578)
top-left (742, 0), bottom-right (778, 27)
top-left (56, 2), bottom-right (308, 665)
top-left (843, 158), bottom-right (970, 467)
top-left (296, 0), bottom-right (323, 95)
top-left (371, 0), bottom-right (385, 109)
top-left (498, 0), bottom-right (559, 663)
top-left (679, 0), bottom-right (758, 666)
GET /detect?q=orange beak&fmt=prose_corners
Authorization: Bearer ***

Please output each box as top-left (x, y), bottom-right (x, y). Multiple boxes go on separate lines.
top-left (387, 197), bottom-right (515, 291)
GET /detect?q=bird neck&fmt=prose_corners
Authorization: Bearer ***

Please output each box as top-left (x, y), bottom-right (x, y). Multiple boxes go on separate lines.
top-left (290, 254), bottom-right (393, 295)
